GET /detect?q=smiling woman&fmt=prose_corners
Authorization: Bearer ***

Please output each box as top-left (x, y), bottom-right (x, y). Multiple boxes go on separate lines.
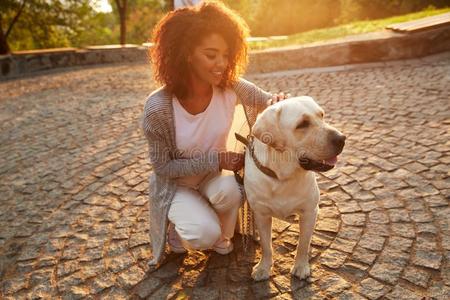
top-left (142, 1), bottom-right (279, 266)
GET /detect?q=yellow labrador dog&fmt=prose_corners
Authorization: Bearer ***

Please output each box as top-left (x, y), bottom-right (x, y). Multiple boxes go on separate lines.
top-left (244, 96), bottom-right (345, 281)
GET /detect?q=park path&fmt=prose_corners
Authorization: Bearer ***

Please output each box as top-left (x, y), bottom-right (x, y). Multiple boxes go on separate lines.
top-left (0, 52), bottom-right (449, 299)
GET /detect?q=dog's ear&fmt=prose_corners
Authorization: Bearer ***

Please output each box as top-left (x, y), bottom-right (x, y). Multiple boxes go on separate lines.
top-left (253, 105), bottom-right (285, 151)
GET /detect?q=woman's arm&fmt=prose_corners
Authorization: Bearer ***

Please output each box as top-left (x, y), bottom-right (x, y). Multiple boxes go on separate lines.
top-left (143, 127), bottom-right (220, 179)
top-left (233, 77), bottom-right (272, 112)
top-left (233, 78), bottom-right (290, 109)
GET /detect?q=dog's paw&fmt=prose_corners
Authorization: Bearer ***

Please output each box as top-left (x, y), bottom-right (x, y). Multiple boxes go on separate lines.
top-left (252, 262), bottom-right (271, 281)
top-left (290, 263), bottom-right (310, 280)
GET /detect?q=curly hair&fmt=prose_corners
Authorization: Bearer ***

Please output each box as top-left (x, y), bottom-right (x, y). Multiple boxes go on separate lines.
top-left (150, 1), bottom-right (250, 99)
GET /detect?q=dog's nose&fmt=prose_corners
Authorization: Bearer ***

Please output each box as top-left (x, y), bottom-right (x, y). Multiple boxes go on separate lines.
top-left (331, 132), bottom-right (346, 152)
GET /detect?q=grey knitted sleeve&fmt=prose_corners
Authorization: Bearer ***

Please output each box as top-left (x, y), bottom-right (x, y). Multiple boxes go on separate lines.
top-left (142, 95), bottom-right (220, 179)
top-left (233, 77), bottom-right (273, 111)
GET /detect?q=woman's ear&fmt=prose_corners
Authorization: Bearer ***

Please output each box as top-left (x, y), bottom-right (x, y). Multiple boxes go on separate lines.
top-left (253, 106), bottom-right (285, 151)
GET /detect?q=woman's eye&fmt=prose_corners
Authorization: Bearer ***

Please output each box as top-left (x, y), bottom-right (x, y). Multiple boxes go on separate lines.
top-left (296, 120), bottom-right (309, 129)
top-left (206, 55), bottom-right (216, 59)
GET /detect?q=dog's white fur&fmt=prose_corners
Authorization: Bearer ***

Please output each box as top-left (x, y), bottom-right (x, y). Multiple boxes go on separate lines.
top-left (244, 96), bottom-right (345, 281)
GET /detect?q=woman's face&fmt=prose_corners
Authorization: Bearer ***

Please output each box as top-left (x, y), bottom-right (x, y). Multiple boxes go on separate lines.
top-left (189, 33), bottom-right (229, 86)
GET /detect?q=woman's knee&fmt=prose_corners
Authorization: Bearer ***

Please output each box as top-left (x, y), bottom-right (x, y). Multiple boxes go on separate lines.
top-left (180, 221), bottom-right (221, 250)
top-left (209, 178), bottom-right (242, 211)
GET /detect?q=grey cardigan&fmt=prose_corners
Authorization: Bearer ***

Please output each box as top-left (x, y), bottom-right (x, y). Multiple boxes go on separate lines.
top-left (142, 78), bottom-right (272, 266)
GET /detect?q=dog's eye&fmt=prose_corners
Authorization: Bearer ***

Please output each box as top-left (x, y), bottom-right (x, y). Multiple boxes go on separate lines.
top-left (296, 120), bottom-right (309, 129)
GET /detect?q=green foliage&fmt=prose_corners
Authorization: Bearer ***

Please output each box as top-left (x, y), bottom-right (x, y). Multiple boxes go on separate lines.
top-left (248, 7), bottom-right (450, 50)
top-left (225, 0), bottom-right (450, 36)
top-left (108, 0), bottom-right (166, 44)
top-left (3, 0), bottom-right (99, 51)
top-left (337, 0), bottom-right (450, 23)
top-left (2, 0), bottom-right (450, 51)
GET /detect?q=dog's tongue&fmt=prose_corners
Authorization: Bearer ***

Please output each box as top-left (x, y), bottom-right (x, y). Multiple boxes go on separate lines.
top-left (324, 156), bottom-right (338, 166)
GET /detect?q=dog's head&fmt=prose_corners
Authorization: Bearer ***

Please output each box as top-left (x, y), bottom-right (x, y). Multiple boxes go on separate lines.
top-left (253, 96), bottom-right (345, 172)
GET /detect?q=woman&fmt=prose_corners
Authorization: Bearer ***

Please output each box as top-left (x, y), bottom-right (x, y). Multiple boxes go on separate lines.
top-left (142, 1), bottom-right (285, 266)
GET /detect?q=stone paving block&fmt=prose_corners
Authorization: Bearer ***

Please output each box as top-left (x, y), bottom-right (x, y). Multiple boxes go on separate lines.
top-left (181, 269), bottom-right (208, 288)
top-left (356, 277), bottom-right (390, 300)
top-left (416, 222), bottom-right (438, 234)
top-left (315, 218), bottom-right (340, 233)
top-left (99, 286), bottom-right (129, 299)
top-left (341, 213), bottom-right (366, 226)
top-left (336, 201), bottom-right (361, 213)
top-left (369, 261), bottom-right (403, 284)
top-left (368, 210), bottom-right (389, 224)
top-left (90, 272), bottom-right (116, 294)
top-left (387, 208), bottom-right (410, 222)
top-left (390, 223), bottom-right (415, 238)
top-left (378, 247), bottom-right (409, 267)
top-left (384, 285), bottom-right (423, 300)
top-left (191, 286), bottom-right (220, 300)
top-left (428, 280), bottom-right (450, 300)
top-left (340, 261), bottom-right (368, 280)
top-left (330, 238), bottom-right (358, 253)
top-left (319, 273), bottom-right (352, 297)
top-left (318, 206), bottom-right (340, 219)
top-left (311, 232), bottom-right (334, 247)
top-left (412, 250), bottom-right (442, 270)
top-left (272, 275), bottom-right (300, 294)
top-left (107, 253), bottom-right (135, 274)
top-left (335, 290), bottom-right (368, 300)
top-left (358, 234), bottom-right (385, 251)
top-left (117, 265), bottom-right (146, 288)
top-left (320, 249), bottom-right (348, 269)
top-left (336, 225), bottom-right (363, 241)
top-left (57, 271), bottom-right (87, 293)
top-left (402, 266), bottom-right (430, 288)
top-left (352, 247), bottom-right (377, 265)
top-left (1, 277), bottom-right (28, 295)
top-left (387, 236), bottom-right (413, 252)
top-left (251, 280), bottom-right (280, 299)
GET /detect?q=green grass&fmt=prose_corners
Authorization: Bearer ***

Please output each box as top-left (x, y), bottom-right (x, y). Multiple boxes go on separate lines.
top-left (249, 7), bottom-right (450, 50)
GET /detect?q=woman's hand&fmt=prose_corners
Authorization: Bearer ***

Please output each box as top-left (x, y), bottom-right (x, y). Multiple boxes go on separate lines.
top-left (267, 92), bottom-right (291, 106)
top-left (219, 151), bottom-right (245, 171)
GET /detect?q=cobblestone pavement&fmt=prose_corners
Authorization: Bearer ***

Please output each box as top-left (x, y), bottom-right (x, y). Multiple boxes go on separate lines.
top-left (0, 52), bottom-right (449, 300)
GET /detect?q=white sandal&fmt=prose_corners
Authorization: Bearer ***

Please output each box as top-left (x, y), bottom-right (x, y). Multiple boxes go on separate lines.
top-left (213, 238), bottom-right (234, 255)
top-left (167, 223), bottom-right (187, 254)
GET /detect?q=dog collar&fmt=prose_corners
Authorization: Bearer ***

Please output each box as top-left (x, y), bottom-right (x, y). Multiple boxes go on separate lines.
top-left (235, 133), bottom-right (279, 180)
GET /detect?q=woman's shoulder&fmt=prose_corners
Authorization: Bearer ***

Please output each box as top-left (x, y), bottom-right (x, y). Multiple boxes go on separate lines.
top-left (144, 86), bottom-right (172, 116)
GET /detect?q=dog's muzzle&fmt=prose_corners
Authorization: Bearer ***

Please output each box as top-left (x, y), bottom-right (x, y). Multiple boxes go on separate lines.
top-left (298, 133), bottom-right (346, 172)
top-left (298, 157), bottom-right (336, 172)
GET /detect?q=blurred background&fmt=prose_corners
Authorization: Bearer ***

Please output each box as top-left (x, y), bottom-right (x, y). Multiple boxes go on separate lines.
top-left (1, 0), bottom-right (449, 54)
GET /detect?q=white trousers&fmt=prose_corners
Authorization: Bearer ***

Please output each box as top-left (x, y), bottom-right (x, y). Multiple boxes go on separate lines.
top-left (168, 171), bottom-right (242, 250)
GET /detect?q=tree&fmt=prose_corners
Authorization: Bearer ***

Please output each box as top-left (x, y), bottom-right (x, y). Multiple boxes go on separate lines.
top-left (114, 0), bottom-right (128, 45)
top-left (0, 0), bottom-right (27, 54)
top-left (1, 0), bottom-right (97, 53)
top-left (109, 0), bottom-right (170, 45)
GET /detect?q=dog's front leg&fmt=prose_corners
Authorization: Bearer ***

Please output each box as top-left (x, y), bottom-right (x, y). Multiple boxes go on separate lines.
top-left (252, 214), bottom-right (273, 281)
top-left (291, 207), bottom-right (318, 280)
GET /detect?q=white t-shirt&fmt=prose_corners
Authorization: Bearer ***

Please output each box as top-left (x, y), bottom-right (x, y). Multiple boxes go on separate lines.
top-left (173, 86), bottom-right (237, 188)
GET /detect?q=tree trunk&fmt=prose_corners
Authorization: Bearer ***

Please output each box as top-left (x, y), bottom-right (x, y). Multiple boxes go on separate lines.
top-left (0, 0), bottom-right (27, 54)
top-left (120, 10), bottom-right (126, 45)
top-left (115, 0), bottom-right (127, 45)
top-left (0, 16), bottom-right (10, 54)
top-left (0, 30), bottom-right (11, 55)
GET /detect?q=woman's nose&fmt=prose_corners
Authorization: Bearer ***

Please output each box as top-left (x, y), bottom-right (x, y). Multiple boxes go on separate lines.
top-left (217, 56), bottom-right (227, 68)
